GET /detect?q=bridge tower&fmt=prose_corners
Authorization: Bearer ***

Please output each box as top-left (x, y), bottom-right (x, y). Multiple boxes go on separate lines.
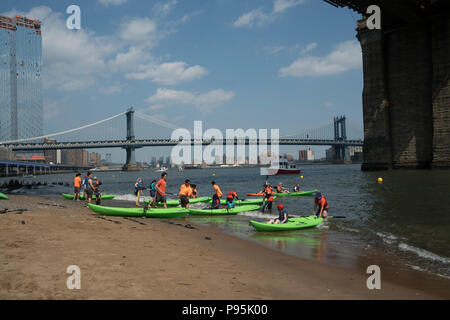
top-left (333, 116), bottom-right (347, 161)
top-left (122, 108), bottom-right (140, 171)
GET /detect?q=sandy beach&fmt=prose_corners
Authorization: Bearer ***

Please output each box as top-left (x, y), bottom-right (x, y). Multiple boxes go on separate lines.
top-left (0, 195), bottom-right (449, 300)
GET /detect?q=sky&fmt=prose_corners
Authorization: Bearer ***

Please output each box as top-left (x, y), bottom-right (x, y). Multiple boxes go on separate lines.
top-left (1, 0), bottom-right (363, 162)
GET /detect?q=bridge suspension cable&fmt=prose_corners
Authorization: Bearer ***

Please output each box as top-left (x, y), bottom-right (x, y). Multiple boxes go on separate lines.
top-left (0, 111), bottom-right (127, 145)
top-left (135, 111), bottom-right (187, 133)
top-left (281, 121), bottom-right (335, 139)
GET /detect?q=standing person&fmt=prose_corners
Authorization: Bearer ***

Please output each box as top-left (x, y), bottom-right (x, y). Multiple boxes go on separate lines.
top-left (73, 173), bottom-right (82, 201)
top-left (148, 179), bottom-right (157, 207)
top-left (85, 172), bottom-right (95, 204)
top-left (178, 179), bottom-right (192, 208)
top-left (211, 181), bottom-right (222, 209)
top-left (83, 174), bottom-right (89, 199)
top-left (191, 184), bottom-right (198, 198)
top-left (93, 177), bottom-right (102, 205)
top-left (134, 178), bottom-right (143, 207)
top-left (262, 184), bottom-right (274, 212)
top-left (313, 191), bottom-right (329, 219)
top-left (268, 204), bottom-right (288, 224)
top-left (155, 172), bottom-right (168, 208)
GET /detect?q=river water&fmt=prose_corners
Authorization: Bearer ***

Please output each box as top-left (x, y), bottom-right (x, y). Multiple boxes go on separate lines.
top-left (2, 164), bottom-right (449, 279)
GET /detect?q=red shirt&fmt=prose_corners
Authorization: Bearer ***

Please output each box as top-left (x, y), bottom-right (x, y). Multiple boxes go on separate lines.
top-left (315, 196), bottom-right (329, 209)
top-left (265, 187), bottom-right (273, 202)
top-left (156, 178), bottom-right (166, 196)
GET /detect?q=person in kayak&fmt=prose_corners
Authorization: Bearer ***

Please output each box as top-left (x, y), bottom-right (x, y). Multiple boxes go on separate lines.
top-left (73, 173), bottom-right (82, 201)
top-left (225, 190), bottom-right (239, 209)
top-left (293, 183), bottom-right (301, 192)
top-left (262, 184), bottom-right (274, 212)
top-left (93, 177), bottom-right (102, 205)
top-left (155, 172), bottom-right (168, 208)
top-left (191, 184), bottom-right (198, 198)
top-left (276, 182), bottom-right (288, 193)
top-left (85, 172), bottom-right (95, 204)
top-left (178, 179), bottom-right (193, 208)
top-left (313, 191), bottom-right (329, 219)
top-left (211, 181), bottom-right (222, 209)
top-left (268, 204), bottom-right (288, 224)
top-left (148, 179), bottom-right (157, 207)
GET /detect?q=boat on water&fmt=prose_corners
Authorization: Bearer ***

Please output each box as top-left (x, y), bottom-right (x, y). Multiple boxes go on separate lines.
top-left (155, 166), bottom-right (168, 172)
top-left (260, 159), bottom-right (301, 175)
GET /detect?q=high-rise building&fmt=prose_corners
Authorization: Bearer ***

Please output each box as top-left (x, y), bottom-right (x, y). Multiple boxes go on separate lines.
top-left (0, 15), bottom-right (43, 142)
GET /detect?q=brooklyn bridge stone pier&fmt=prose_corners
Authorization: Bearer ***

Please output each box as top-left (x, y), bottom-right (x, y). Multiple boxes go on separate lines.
top-left (327, 0), bottom-right (450, 170)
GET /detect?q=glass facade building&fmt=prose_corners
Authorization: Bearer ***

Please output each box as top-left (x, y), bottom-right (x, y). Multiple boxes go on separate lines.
top-left (0, 15), bottom-right (43, 142)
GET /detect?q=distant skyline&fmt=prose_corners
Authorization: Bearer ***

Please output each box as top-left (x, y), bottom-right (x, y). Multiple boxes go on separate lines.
top-left (1, 0), bottom-right (363, 162)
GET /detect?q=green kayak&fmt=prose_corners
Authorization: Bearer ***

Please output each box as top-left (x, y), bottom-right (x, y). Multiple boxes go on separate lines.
top-left (88, 204), bottom-right (188, 218)
top-left (0, 192), bottom-right (8, 200)
top-left (145, 196), bottom-right (211, 207)
top-left (188, 205), bottom-right (260, 215)
top-left (215, 197), bottom-right (277, 206)
top-left (62, 193), bottom-right (115, 200)
top-left (274, 189), bottom-right (318, 197)
top-left (250, 216), bottom-right (323, 232)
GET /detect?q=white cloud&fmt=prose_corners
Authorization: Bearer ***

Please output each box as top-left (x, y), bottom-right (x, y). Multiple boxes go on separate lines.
top-left (99, 84), bottom-right (124, 95)
top-left (146, 88), bottom-right (235, 113)
top-left (273, 0), bottom-right (307, 14)
top-left (233, 8), bottom-right (272, 28)
top-left (234, 0), bottom-right (307, 28)
top-left (98, 0), bottom-right (128, 7)
top-left (4, 6), bottom-right (205, 92)
top-left (279, 40), bottom-right (362, 77)
top-left (266, 42), bottom-right (317, 56)
top-left (153, 0), bottom-right (178, 18)
top-left (119, 17), bottom-right (158, 44)
top-left (126, 61), bottom-right (208, 85)
top-left (324, 101), bottom-right (334, 108)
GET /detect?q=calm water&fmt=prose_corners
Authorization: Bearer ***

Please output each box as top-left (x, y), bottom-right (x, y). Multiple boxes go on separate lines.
top-left (2, 164), bottom-right (449, 278)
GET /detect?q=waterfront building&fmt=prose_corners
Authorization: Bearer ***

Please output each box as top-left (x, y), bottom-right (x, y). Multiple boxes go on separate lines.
top-left (0, 15), bottom-right (43, 142)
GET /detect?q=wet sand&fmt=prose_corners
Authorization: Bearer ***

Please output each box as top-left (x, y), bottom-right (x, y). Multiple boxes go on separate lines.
top-left (0, 195), bottom-right (449, 299)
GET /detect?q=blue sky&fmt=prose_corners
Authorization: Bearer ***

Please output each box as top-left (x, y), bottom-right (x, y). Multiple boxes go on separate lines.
top-left (1, 0), bottom-right (363, 162)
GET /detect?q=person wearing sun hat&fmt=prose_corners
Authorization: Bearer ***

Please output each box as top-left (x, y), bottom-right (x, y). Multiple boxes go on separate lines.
top-left (313, 191), bottom-right (329, 219)
top-left (268, 203), bottom-right (289, 224)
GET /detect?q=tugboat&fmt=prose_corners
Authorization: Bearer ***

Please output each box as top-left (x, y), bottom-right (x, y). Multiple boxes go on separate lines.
top-left (260, 159), bottom-right (300, 175)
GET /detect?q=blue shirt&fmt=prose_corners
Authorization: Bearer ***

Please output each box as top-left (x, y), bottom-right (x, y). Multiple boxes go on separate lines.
top-left (226, 199), bottom-right (235, 209)
top-left (278, 209), bottom-right (288, 223)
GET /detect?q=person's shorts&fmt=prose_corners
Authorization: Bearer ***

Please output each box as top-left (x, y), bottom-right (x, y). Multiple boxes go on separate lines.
top-left (85, 188), bottom-right (93, 199)
top-left (179, 195), bottom-right (189, 207)
top-left (74, 187), bottom-right (80, 193)
top-left (149, 190), bottom-right (156, 198)
top-left (316, 208), bottom-right (329, 217)
top-left (265, 201), bottom-right (273, 210)
top-left (156, 194), bottom-right (166, 203)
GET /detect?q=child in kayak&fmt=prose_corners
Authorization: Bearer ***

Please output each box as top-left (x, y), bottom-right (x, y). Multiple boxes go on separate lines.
top-left (313, 191), bottom-right (329, 220)
top-left (276, 182), bottom-right (289, 193)
top-left (293, 183), bottom-right (301, 192)
top-left (268, 204), bottom-right (288, 224)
